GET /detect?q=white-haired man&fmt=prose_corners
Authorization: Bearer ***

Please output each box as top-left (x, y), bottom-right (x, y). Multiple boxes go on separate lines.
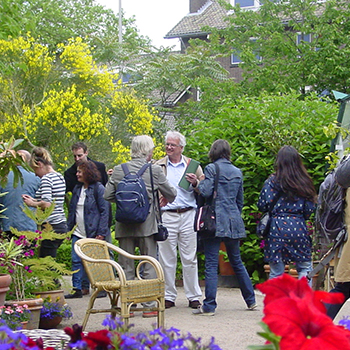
top-left (156, 131), bottom-right (203, 309)
top-left (104, 135), bottom-right (177, 318)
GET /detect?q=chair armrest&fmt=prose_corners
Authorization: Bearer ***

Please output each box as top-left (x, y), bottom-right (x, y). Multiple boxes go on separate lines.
top-left (105, 241), bottom-right (164, 280)
top-left (74, 242), bottom-right (128, 284)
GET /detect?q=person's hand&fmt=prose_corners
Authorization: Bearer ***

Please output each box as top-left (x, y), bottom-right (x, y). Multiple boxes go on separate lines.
top-left (185, 173), bottom-right (198, 187)
top-left (22, 194), bottom-right (35, 207)
top-left (159, 196), bottom-right (169, 207)
top-left (95, 235), bottom-right (104, 240)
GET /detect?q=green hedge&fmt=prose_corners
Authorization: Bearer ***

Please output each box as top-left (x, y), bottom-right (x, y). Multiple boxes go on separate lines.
top-left (183, 91), bottom-right (338, 283)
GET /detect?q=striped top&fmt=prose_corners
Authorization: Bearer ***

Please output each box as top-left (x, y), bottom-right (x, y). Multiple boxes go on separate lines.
top-left (35, 172), bottom-right (66, 225)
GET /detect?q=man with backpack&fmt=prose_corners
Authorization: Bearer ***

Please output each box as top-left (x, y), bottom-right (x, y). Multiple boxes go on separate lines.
top-left (323, 156), bottom-right (350, 319)
top-left (104, 135), bottom-right (177, 318)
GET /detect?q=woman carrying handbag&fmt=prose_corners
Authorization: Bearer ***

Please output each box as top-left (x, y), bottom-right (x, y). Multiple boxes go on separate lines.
top-left (186, 139), bottom-right (256, 316)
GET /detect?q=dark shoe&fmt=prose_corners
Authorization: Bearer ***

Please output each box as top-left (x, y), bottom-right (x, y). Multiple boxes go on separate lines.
top-left (189, 300), bottom-right (201, 309)
top-left (65, 289), bottom-right (83, 299)
top-left (165, 300), bottom-right (175, 309)
top-left (96, 291), bottom-right (107, 298)
top-left (82, 288), bottom-right (90, 295)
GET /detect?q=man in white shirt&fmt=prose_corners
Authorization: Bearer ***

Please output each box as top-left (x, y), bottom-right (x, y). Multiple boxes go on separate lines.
top-left (156, 131), bottom-right (203, 309)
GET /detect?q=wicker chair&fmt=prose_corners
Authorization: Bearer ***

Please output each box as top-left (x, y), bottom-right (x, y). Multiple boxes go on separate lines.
top-left (74, 238), bottom-right (165, 330)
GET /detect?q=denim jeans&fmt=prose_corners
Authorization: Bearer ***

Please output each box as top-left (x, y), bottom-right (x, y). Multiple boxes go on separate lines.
top-left (269, 260), bottom-right (313, 286)
top-left (202, 237), bottom-right (256, 312)
top-left (71, 235), bottom-right (90, 290)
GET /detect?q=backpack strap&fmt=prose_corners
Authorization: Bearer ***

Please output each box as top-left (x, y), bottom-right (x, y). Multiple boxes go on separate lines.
top-left (137, 163), bottom-right (150, 177)
top-left (121, 163), bottom-right (130, 175)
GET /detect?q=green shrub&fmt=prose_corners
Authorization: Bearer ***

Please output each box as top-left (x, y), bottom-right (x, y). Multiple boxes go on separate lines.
top-left (56, 238), bottom-right (72, 271)
top-left (183, 91), bottom-right (338, 283)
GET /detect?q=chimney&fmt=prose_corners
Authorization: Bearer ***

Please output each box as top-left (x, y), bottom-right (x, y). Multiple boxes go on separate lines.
top-left (190, 0), bottom-right (208, 13)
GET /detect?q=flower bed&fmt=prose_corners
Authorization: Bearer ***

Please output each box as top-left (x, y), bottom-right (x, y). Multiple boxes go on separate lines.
top-left (0, 303), bottom-right (30, 330)
top-left (1, 317), bottom-right (222, 349)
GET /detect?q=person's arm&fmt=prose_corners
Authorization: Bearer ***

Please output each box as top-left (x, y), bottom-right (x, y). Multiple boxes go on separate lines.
top-left (155, 165), bottom-right (177, 204)
top-left (23, 176), bottom-right (52, 209)
top-left (95, 183), bottom-right (110, 238)
top-left (198, 164), bottom-right (216, 198)
top-left (99, 163), bottom-right (109, 186)
top-left (103, 167), bottom-right (118, 202)
top-left (22, 194), bottom-right (51, 209)
top-left (257, 177), bottom-right (274, 212)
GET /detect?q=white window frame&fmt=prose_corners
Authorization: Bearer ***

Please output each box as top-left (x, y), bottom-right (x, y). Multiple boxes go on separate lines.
top-left (231, 38), bottom-right (262, 66)
top-left (231, 0), bottom-right (260, 8)
top-left (296, 33), bottom-right (312, 45)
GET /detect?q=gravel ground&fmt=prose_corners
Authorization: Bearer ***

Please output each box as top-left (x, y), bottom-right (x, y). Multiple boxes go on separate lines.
top-left (59, 276), bottom-right (266, 350)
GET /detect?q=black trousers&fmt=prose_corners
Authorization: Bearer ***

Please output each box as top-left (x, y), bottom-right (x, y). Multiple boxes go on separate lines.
top-left (39, 221), bottom-right (68, 258)
top-left (326, 282), bottom-right (350, 319)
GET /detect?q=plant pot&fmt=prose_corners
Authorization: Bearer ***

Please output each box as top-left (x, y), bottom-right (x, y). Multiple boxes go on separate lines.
top-left (39, 315), bottom-right (62, 329)
top-left (34, 289), bottom-right (66, 306)
top-left (219, 242), bottom-right (235, 276)
top-left (5, 298), bottom-right (43, 330)
top-left (0, 274), bottom-right (12, 306)
top-left (20, 321), bottom-right (28, 330)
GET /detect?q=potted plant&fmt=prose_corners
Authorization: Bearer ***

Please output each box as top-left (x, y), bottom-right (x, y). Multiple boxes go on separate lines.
top-left (39, 297), bottom-right (73, 329)
top-left (8, 203), bottom-right (74, 297)
top-left (0, 303), bottom-right (31, 330)
top-left (1, 204), bottom-right (74, 329)
top-left (0, 237), bottom-right (24, 305)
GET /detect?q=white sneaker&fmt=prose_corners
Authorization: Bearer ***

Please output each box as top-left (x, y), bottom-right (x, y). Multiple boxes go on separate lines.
top-left (247, 303), bottom-right (258, 310)
top-left (192, 307), bottom-right (215, 316)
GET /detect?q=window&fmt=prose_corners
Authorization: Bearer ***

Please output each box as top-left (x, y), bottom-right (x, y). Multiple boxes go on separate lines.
top-left (234, 0), bottom-right (255, 7)
top-left (231, 52), bottom-right (242, 65)
top-left (297, 33), bottom-right (312, 45)
top-left (231, 49), bottom-right (261, 65)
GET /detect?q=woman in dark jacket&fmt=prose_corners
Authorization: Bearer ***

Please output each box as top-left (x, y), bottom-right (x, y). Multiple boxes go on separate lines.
top-left (187, 139), bottom-right (256, 315)
top-left (65, 160), bottom-right (111, 299)
top-left (257, 146), bottom-right (317, 282)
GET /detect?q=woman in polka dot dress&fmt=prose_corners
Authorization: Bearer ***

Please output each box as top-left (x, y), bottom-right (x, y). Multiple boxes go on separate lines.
top-left (257, 145), bottom-right (317, 281)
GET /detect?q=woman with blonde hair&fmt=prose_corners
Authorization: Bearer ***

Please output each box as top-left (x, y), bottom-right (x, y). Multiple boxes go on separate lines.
top-left (22, 147), bottom-right (67, 258)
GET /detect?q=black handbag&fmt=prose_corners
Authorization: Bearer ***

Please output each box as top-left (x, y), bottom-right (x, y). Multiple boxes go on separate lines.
top-left (194, 163), bottom-right (220, 238)
top-left (150, 165), bottom-right (169, 241)
top-left (256, 192), bottom-right (281, 238)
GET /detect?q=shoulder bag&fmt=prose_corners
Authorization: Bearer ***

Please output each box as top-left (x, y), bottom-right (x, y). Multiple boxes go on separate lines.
top-left (194, 163), bottom-right (220, 238)
top-left (150, 164), bottom-right (169, 241)
top-left (256, 191), bottom-right (281, 238)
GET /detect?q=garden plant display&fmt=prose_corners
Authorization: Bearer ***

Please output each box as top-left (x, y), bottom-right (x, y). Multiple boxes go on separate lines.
top-left (40, 297), bottom-right (73, 320)
top-left (0, 303), bottom-right (31, 330)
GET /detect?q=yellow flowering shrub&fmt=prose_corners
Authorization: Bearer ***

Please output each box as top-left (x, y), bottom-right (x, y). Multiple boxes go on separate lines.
top-left (0, 35), bottom-right (161, 171)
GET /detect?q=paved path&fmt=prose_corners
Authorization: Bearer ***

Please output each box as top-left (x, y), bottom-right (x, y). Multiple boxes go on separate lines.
top-left (59, 278), bottom-right (265, 350)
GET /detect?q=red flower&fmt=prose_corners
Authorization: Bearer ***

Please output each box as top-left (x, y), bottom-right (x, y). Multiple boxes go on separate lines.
top-left (84, 329), bottom-right (112, 350)
top-left (263, 297), bottom-right (350, 350)
top-left (257, 274), bottom-right (344, 313)
top-left (64, 324), bottom-right (84, 342)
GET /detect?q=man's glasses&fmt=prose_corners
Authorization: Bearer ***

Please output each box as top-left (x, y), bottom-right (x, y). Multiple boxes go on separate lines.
top-left (166, 143), bottom-right (180, 148)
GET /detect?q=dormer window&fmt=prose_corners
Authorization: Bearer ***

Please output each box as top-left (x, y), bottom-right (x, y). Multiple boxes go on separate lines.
top-left (232, 0), bottom-right (259, 8)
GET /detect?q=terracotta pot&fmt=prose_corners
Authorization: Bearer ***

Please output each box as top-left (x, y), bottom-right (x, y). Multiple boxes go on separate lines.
top-left (39, 315), bottom-right (62, 329)
top-left (20, 321), bottom-right (28, 330)
top-left (0, 274), bottom-right (12, 306)
top-left (219, 242), bottom-right (235, 276)
top-left (34, 289), bottom-right (66, 306)
top-left (5, 298), bottom-right (43, 330)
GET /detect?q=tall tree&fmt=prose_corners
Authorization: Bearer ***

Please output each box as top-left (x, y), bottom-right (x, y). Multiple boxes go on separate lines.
top-left (197, 0), bottom-right (350, 95)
